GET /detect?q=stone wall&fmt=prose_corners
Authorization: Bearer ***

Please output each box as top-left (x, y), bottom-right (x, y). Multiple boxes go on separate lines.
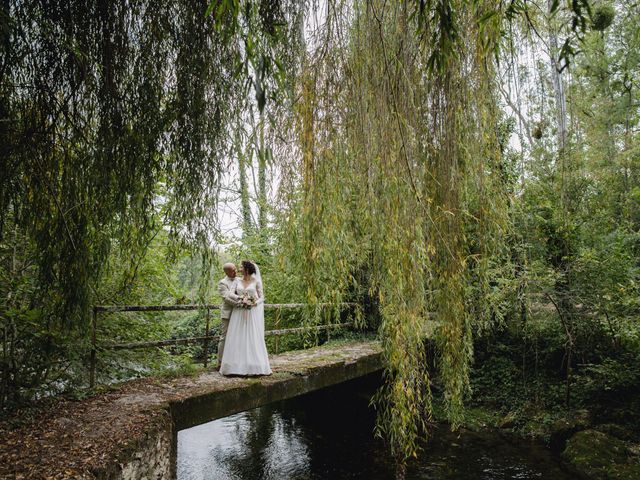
top-left (94, 410), bottom-right (175, 480)
top-left (119, 416), bottom-right (174, 480)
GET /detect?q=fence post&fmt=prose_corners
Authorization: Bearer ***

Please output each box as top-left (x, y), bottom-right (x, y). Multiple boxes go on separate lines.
top-left (203, 307), bottom-right (211, 368)
top-left (327, 306), bottom-right (332, 342)
top-left (274, 308), bottom-right (280, 355)
top-left (89, 306), bottom-right (97, 388)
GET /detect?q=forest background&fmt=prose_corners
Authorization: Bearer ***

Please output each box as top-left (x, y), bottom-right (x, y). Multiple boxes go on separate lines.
top-left (1, 0), bottom-right (639, 464)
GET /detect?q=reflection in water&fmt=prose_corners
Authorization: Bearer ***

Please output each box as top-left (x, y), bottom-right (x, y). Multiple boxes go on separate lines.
top-left (178, 374), bottom-right (574, 479)
top-left (178, 408), bottom-right (310, 480)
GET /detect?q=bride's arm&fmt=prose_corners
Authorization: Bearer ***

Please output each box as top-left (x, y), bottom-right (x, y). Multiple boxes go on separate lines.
top-left (255, 280), bottom-right (264, 305)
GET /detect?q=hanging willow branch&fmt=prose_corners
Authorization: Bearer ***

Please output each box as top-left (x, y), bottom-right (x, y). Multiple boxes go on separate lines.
top-left (278, 0), bottom-right (512, 463)
top-left (0, 0), bottom-right (305, 331)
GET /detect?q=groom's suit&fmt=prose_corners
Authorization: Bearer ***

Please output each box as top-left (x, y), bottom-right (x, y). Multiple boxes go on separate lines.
top-left (217, 276), bottom-right (239, 366)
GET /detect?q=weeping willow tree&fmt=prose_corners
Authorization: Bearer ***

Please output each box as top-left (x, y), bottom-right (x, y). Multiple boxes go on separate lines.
top-left (1, 0), bottom-right (238, 326)
top-left (278, 0), bottom-right (511, 462)
top-left (0, 0), bottom-right (303, 406)
top-left (1, 0), bottom-right (595, 463)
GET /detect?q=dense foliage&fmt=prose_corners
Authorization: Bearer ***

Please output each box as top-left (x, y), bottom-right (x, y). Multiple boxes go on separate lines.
top-left (1, 0), bottom-right (639, 469)
top-left (0, 0), bottom-right (303, 408)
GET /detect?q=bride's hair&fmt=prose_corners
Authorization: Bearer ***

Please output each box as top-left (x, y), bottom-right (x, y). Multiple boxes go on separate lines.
top-left (241, 260), bottom-right (256, 275)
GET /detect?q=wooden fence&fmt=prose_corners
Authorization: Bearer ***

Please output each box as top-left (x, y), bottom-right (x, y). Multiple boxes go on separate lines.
top-left (89, 303), bottom-right (357, 387)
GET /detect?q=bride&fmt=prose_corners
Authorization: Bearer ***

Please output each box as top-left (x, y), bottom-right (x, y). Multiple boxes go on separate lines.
top-left (220, 260), bottom-right (272, 376)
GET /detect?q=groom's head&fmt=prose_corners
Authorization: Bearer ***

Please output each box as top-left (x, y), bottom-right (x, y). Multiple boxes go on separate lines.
top-left (223, 263), bottom-right (237, 279)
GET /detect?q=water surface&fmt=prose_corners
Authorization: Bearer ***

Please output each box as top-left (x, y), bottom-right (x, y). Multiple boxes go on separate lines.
top-left (178, 375), bottom-right (574, 479)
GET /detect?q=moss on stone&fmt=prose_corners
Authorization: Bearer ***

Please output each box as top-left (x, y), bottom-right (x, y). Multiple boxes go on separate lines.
top-left (595, 424), bottom-right (637, 442)
top-left (609, 463), bottom-right (640, 479)
top-left (562, 429), bottom-right (639, 480)
top-left (270, 371), bottom-right (294, 379)
top-left (548, 410), bottom-right (592, 452)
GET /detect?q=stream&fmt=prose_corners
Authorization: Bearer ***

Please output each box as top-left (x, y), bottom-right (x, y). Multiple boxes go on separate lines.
top-left (178, 374), bottom-right (574, 479)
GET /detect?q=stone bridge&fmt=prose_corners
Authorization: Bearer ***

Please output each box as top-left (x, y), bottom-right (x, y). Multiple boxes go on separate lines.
top-left (0, 340), bottom-right (382, 479)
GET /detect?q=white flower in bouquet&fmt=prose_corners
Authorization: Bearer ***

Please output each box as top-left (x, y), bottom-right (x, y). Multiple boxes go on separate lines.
top-left (238, 292), bottom-right (257, 309)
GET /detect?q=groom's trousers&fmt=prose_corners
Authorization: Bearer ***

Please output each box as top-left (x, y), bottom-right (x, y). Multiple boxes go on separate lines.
top-left (217, 317), bottom-right (230, 365)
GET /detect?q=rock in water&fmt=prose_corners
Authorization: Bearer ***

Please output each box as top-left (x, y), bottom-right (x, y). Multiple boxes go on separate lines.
top-left (562, 429), bottom-right (640, 480)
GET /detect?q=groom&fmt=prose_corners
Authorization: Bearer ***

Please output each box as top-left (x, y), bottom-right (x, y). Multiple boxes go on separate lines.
top-left (217, 262), bottom-right (239, 370)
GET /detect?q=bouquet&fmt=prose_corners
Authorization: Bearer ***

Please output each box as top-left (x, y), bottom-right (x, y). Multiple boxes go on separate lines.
top-left (237, 292), bottom-right (257, 309)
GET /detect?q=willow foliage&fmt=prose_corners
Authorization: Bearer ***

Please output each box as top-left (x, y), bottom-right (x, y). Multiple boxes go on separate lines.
top-left (1, 0), bottom-right (237, 329)
top-left (279, 0), bottom-right (510, 460)
top-left (0, 0), bottom-right (598, 462)
top-left (0, 0), bottom-right (308, 324)
top-left (0, 0), bottom-right (304, 406)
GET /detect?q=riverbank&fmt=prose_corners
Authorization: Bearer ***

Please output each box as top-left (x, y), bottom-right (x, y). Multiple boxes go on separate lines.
top-left (431, 401), bottom-right (640, 480)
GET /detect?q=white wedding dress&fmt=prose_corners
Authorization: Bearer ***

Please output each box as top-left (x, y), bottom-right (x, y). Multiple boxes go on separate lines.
top-left (219, 277), bottom-right (272, 376)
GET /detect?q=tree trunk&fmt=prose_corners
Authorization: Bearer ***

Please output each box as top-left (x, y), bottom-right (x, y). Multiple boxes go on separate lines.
top-left (235, 127), bottom-right (253, 236)
top-left (547, 3), bottom-right (569, 210)
top-left (257, 114), bottom-right (267, 231)
top-left (548, 1), bottom-right (574, 408)
top-left (548, 20), bottom-right (568, 153)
